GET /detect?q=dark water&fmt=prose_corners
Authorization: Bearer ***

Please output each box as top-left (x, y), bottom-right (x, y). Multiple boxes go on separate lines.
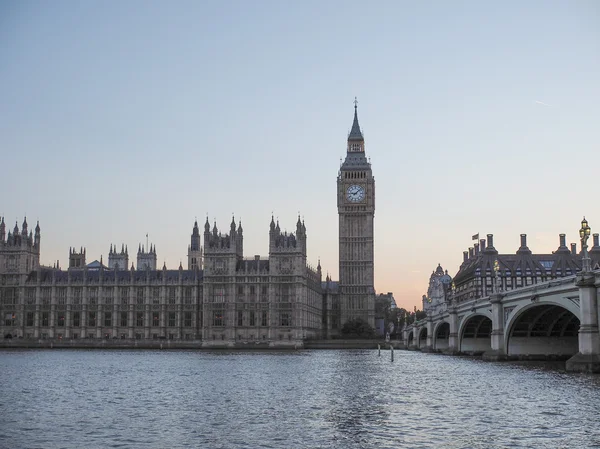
top-left (0, 350), bottom-right (599, 449)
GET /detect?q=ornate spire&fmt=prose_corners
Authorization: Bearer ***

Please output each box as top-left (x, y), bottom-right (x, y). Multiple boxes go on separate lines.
top-left (348, 97), bottom-right (364, 142)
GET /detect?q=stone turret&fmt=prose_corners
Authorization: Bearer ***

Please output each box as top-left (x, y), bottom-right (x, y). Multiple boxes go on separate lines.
top-left (69, 247), bottom-right (86, 268)
top-left (109, 243), bottom-right (129, 270)
top-left (137, 243), bottom-right (157, 270)
top-left (188, 220), bottom-right (203, 270)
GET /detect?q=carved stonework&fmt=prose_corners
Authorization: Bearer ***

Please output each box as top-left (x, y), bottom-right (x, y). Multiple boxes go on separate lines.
top-left (504, 306), bottom-right (516, 324)
top-left (566, 296), bottom-right (580, 308)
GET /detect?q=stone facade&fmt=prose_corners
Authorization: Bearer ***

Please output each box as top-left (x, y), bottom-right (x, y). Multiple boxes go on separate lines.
top-left (0, 215), bottom-right (323, 346)
top-left (422, 264), bottom-right (452, 316)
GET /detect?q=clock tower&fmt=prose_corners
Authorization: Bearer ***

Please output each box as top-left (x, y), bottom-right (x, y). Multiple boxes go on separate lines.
top-left (337, 100), bottom-right (375, 329)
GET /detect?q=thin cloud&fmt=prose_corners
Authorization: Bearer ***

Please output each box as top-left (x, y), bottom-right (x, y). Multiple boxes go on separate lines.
top-left (535, 100), bottom-right (552, 107)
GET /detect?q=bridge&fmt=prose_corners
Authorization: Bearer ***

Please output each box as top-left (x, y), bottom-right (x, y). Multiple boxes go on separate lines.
top-left (403, 269), bottom-right (600, 373)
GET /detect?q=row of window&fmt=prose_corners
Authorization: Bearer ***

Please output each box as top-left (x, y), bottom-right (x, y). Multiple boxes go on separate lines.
top-left (215, 311), bottom-right (289, 327)
top-left (6, 311), bottom-right (295, 328)
top-left (14, 311), bottom-right (195, 328)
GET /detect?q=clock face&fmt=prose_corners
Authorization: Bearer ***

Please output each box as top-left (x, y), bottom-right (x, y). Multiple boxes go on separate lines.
top-left (346, 185), bottom-right (365, 202)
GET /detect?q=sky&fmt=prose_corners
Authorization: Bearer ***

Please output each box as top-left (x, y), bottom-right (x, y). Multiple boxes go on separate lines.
top-left (1, 1), bottom-right (599, 310)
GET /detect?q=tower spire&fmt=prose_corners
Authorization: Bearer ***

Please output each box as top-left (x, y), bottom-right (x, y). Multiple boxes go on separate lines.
top-left (348, 97), bottom-right (364, 142)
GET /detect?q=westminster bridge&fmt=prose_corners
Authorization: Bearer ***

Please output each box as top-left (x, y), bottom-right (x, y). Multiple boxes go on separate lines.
top-left (403, 269), bottom-right (600, 373)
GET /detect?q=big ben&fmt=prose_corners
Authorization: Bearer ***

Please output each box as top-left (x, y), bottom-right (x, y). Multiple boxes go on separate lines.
top-left (338, 100), bottom-right (375, 328)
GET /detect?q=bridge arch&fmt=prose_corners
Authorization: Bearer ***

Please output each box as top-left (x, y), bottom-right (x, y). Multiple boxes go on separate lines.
top-left (433, 321), bottom-right (450, 351)
top-left (418, 327), bottom-right (427, 349)
top-left (505, 300), bottom-right (580, 359)
top-left (458, 313), bottom-right (492, 354)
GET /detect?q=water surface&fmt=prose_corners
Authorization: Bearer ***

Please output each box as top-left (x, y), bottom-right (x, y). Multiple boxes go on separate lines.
top-left (0, 350), bottom-right (598, 448)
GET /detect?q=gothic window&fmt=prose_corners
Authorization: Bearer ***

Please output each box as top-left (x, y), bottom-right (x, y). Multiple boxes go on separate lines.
top-left (280, 313), bottom-right (290, 327)
top-left (213, 311), bottom-right (223, 326)
top-left (41, 288), bottom-right (51, 306)
top-left (249, 311), bottom-right (256, 326)
top-left (26, 312), bottom-right (34, 327)
top-left (120, 287), bottom-right (128, 305)
top-left (261, 311), bottom-right (268, 327)
top-left (137, 288), bottom-right (144, 304)
top-left (136, 312), bottom-right (144, 327)
top-left (152, 312), bottom-right (159, 327)
top-left (184, 287), bottom-right (192, 304)
top-left (213, 286), bottom-right (225, 303)
top-left (57, 289), bottom-right (67, 305)
top-left (73, 312), bottom-right (80, 327)
top-left (57, 313), bottom-right (65, 327)
top-left (74, 287), bottom-right (83, 305)
top-left (152, 288), bottom-right (160, 305)
top-left (88, 312), bottom-right (96, 327)
top-left (26, 289), bottom-right (35, 305)
top-left (120, 312), bottom-right (128, 327)
top-left (238, 311), bottom-right (243, 326)
top-left (184, 312), bottom-right (192, 327)
top-left (168, 287), bottom-right (176, 305)
top-left (103, 288), bottom-right (112, 305)
top-left (42, 312), bottom-right (49, 327)
top-left (104, 312), bottom-right (112, 327)
top-left (168, 312), bottom-right (176, 327)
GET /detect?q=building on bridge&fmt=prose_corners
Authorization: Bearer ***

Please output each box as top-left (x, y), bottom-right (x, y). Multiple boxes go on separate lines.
top-left (451, 233), bottom-right (599, 303)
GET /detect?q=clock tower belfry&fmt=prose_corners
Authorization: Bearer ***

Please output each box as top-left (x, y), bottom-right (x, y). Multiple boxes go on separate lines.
top-left (337, 100), bottom-right (375, 329)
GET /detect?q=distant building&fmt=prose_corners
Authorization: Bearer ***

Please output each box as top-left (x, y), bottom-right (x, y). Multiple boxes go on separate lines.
top-left (423, 264), bottom-right (452, 315)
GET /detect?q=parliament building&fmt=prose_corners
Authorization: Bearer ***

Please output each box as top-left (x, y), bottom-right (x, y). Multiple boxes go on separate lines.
top-left (0, 105), bottom-right (376, 346)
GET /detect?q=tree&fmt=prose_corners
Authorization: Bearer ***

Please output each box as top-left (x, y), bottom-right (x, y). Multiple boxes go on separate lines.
top-left (341, 318), bottom-right (376, 339)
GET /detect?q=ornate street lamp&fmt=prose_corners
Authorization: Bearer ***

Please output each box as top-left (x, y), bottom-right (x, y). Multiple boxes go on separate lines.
top-left (493, 259), bottom-right (501, 293)
top-left (580, 216), bottom-right (592, 272)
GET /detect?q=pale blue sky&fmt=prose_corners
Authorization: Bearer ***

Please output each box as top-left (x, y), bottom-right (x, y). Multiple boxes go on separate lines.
top-left (1, 1), bottom-right (599, 309)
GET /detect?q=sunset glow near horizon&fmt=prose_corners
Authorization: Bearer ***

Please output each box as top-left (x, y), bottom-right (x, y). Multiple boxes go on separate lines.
top-left (1, 1), bottom-right (599, 310)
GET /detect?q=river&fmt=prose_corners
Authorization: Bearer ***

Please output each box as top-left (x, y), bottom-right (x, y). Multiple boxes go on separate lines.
top-left (0, 349), bottom-right (598, 448)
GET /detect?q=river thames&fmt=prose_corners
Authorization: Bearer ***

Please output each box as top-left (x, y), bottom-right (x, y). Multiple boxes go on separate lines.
top-left (0, 349), bottom-right (599, 449)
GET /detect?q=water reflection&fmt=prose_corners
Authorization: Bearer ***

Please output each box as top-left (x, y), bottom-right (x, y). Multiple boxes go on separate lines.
top-left (0, 349), bottom-right (599, 449)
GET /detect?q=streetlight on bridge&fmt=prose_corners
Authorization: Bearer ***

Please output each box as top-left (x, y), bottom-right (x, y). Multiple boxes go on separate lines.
top-left (580, 217), bottom-right (592, 272)
top-left (493, 259), bottom-right (501, 293)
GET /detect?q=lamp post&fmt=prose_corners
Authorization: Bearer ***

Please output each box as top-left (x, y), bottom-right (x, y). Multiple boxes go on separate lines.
top-left (580, 217), bottom-right (592, 272)
top-left (493, 259), bottom-right (501, 293)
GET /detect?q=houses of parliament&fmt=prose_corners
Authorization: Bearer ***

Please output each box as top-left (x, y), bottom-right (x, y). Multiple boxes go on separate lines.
top-left (0, 105), bottom-right (376, 346)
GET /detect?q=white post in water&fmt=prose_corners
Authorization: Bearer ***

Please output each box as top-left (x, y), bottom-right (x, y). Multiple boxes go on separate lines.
top-left (378, 344), bottom-right (381, 356)
top-left (391, 345), bottom-right (394, 362)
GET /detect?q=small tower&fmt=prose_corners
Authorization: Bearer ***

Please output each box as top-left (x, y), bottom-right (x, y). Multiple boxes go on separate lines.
top-left (69, 247), bottom-right (86, 268)
top-left (137, 243), bottom-right (157, 270)
top-left (188, 220), bottom-right (203, 270)
top-left (109, 243), bottom-right (129, 270)
top-left (0, 217), bottom-right (5, 243)
top-left (0, 216), bottom-right (40, 275)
